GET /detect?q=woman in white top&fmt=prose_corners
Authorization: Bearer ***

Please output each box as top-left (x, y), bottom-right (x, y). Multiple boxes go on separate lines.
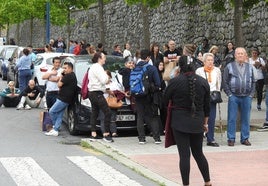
top-left (196, 53), bottom-right (222, 147)
top-left (249, 48), bottom-right (266, 111)
top-left (123, 43), bottom-right (132, 58)
top-left (88, 52), bottom-right (114, 142)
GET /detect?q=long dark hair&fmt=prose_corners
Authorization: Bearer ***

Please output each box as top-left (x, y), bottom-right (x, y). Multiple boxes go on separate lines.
top-left (179, 55), bottom-right (197, 117)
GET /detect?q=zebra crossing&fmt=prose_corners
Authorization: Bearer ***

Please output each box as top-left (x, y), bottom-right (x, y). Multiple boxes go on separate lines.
top-left (0, 156), bottom-right (143, 186)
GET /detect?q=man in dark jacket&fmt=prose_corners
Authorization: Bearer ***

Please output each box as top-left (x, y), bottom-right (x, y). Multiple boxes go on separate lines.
top-left (16, 80), bottom-right (45, 110)
top-left (134, 49), bottom-right (162, 144)
top-left (223, 47), bottom-right (255, 146)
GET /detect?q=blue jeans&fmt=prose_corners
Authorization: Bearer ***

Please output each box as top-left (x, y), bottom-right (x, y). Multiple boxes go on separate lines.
top-left (18, 69), bottom-right (32, 92)
top-left (99, 109), bottom-right (117, 134)
top-left (227, 95), bottom-right (252, 143)
top-left (49, 99), bottom-right (68, 131)
top-left (207, 102), bottom-right (216, 142)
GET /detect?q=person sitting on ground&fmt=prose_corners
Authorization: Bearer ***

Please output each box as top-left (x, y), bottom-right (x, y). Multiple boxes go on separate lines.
top-left (17, 80), bottom-right (45, 110)
top-left (0, 81), bottom-right (21, 108)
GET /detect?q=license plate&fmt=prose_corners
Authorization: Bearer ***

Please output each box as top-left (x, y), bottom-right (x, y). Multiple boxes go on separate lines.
top-left (116, 115), bottom-right (135, 121)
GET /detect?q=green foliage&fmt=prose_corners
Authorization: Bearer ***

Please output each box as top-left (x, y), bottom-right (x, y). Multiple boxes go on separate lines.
top-left (0, 0), bottom-right (96, 27)
top-left (49, 0), bottom-right (94, 26)
top-left (211, 0), bottom-right (226, 13)
top-left (182, 0), bottom-right (199, 6)
top-left (124, 0), bottom-right (166, 8)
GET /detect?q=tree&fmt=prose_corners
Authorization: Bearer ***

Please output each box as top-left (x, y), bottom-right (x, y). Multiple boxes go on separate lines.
top-left (0, 0), bottom-right (48, 45)
top-left (0, 0), bottom-right (25, 44)
top-left (124, 0), bottom-right (167, 49)
top-left (182, 0), bottom-right (267, 47)
top-left (49, 0), bottom-right (94, 50)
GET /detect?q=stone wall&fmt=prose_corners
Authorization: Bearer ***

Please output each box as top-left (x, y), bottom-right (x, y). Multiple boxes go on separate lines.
top-left (9, 0), bottom-right (268, 57)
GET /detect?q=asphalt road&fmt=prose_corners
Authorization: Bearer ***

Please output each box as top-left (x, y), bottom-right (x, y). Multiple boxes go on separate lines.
top-left (0, 79), bottom-right (157, 186)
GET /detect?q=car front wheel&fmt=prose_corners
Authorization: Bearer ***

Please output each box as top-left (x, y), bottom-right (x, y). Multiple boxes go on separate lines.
top-left (67, 106), bottom-right (78, 135)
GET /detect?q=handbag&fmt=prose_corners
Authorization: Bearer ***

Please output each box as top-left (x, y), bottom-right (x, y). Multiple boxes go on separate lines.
top-left (40, 111), bottom-right (53, 132)
top-left (210, 91), bottom-right (222, 103)
top-left (106, 95), bottom-right (123, 109)
top-left (163, 61), bottom-right (177, 81)
top-left (164, 100), bottom-right (176, 148)
top-left (203, 69), bottom-right (222, 103)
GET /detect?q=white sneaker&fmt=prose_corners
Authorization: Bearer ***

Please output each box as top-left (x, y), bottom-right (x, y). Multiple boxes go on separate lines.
top-left (43, 103), bottom-right (48, 110)
top-left (16, 104), bottom-right (24, 110)
top-left (24, 104), bottom-right (31, 110)
top-left (45, 129), bottom-right (58, 136)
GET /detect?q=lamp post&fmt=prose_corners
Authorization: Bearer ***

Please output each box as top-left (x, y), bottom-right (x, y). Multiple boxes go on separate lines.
top-left (45, 2), bottom-right (50, 44)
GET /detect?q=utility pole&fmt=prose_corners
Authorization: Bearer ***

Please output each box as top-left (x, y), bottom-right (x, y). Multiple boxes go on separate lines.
top-left (45, 2), bottom-right (50, 44)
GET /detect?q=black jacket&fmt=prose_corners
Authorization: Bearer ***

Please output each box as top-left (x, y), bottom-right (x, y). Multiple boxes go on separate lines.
top-left (21, 85), bottom-right (45, 100)
top-left (164, 73), bottom-right (210, 133)
top-left (118, 67), bottom-right (131, 90)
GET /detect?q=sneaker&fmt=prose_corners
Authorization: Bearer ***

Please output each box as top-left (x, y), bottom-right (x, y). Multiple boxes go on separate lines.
top-left (103, 135), bottom-right (114, 143)
top-left (45, 129), bottom-right (59, 136)
top-left (139, 139), bottom-right (146, 144)
top-left (257, 124), bottom-right (268, 132)
top-left (257, 105), bottom-right (261, 111)
top-left (24, 104), bottom-right (31, 110)
top-left (16, 104), bottom-right (24, 110)
top-left (43, 103), bottom-right (48, 110)
top-left (155, 139), bottom-right (162, 144)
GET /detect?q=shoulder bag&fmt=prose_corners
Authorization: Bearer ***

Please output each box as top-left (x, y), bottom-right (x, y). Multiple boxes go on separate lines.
top-left (106, 95), bottom-right (123, 109)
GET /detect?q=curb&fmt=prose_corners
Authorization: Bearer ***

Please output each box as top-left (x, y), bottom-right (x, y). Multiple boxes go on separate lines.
top-left (81, 139), bottom-right (180, 186)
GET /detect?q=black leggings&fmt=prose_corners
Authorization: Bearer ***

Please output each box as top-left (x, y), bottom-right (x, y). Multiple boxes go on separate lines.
top-left (173, 130), bottom-right (210, 185)
top-left (256, 79), bottom-right (264, 106)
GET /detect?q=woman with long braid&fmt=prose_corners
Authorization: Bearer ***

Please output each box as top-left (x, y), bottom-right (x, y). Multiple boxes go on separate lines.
top-left (164, 44), bottom-right (212, 186)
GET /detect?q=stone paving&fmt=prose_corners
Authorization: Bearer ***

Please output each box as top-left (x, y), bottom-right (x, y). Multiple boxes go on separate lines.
top-left (82, 98), bottom-right (268, 186)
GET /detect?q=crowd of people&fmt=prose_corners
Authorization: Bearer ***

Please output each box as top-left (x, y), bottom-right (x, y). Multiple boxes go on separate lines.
top-left (1, 36), bottom-right (268, 186)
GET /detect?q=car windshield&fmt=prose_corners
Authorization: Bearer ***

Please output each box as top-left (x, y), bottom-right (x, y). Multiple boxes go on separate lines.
top-left (103, 56), bottom-right (125, 72)
top-left (34, 56), bottom-right (44, 65)
top-left (5, 48), bottom-right (15, 59)
top-left (75, 61), bottom-right (92, 86)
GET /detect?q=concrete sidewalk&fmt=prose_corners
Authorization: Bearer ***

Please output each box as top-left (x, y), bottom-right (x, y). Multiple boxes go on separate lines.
top-left (81, 98), bottom-right (268, 186)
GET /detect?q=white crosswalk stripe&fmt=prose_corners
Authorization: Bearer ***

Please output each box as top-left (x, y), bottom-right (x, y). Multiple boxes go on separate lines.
top-left (0, 157), bottom-right (59, 186)
top-left (67, 156), bottom-right (143, 186)
top-left (0, 156), bottom-right (143, 186)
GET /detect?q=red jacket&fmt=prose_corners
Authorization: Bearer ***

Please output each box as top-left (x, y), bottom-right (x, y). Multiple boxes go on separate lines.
top-left (73, 45), bottom-right (81, 55)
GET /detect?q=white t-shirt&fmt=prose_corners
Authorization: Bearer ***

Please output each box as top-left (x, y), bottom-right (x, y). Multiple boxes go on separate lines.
top-left (46, 67), bottom-right (62, 92)
top-left (123, 49), bottom-right (132, 58)
top-left (249, 57), bottom-right (265, 80)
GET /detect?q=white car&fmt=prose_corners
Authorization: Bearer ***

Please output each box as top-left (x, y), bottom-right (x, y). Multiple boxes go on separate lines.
top-left (32, 53), bottom-right (75, 87)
